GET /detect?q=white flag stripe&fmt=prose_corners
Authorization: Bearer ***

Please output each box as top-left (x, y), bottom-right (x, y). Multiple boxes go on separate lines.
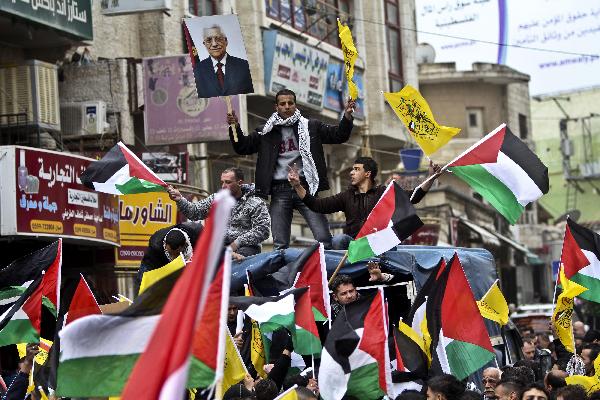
top-left (578, 249), bottom-right (600, 279)
top-left (436, 329), bottom-right (452, 374)
top-left (243, 294), bottom-right (295, 323)
top-left (366, 226), bottom-right (400, 255)
top-left (59, 315), bottom-right (159, 361)
top-left (482, 151), bottom-right (543, 206)
top-left (158, 362), bottom-right (190, 400)
top-left (92, 164), bottom-right (130, 194)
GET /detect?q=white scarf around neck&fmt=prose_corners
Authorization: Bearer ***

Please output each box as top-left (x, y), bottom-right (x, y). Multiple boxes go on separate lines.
top-left (260, 109), bottom-right (319, 195)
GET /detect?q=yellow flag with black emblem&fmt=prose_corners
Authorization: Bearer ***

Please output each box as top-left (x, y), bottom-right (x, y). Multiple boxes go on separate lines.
top-left (566, 353), bottom-right (600, 393)
top-left (553, 266), bottom-right (587, 353)
top-left (477, 279), bottom-right (509, 326)
top-left (337, 19), bottom-right (359, 100)
top-left (383, 85), bottom-right (461, 155)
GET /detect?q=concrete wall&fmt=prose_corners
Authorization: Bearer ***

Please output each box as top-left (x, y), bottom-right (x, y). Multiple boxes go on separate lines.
top-left (59, 60), bottom-right (135, 144)
top-left (420, 82), bottom-right (506, 137)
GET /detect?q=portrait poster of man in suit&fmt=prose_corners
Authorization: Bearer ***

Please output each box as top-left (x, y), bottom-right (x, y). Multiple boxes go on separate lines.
top-left (184, 14), bottom-right (254, 98)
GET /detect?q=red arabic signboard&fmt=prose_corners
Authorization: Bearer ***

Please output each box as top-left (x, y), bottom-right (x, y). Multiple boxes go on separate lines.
top-left (0, 146), bottom-right (119, 245)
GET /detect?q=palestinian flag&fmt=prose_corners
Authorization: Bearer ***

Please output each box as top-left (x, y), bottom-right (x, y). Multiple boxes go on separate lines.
top-left (56, 270), bottom-right (180, 397)
top-left (188, 252), bottom-right (232, 388)
top-left (405, 257), bottom-right (447, 361)
top-left (80, 141), bottom-right (166, 195)
top-left (429, 254), bottom-right (495, 380)
top-left (446, 123), bottom-right (549, 224)
top-left (120, 191), bottom-right (234, 400)
top-left (57, 191), bottom-right (235, 397)
top-left (561, 218), bottom-right (600, 303)
top-left (65, 274), bottom-right (101, 325)
top-left (347, 181), bottom-right (423, 263)
top-left (230, 287), bottom-right (319, 355)
top-left (318, 289), bottom-right (394, 400)
top-left (392, 320), bottom-right (429, 383)
top-left (230, 288), bottom-right (306, 334)
top-left (0, 240), bottom-right (62, 347)
top-left (293, 287), bottom-right (321, 355)
top-left (267, 242), bottom-right (330, 322)
top-left (0, 240), bottom-right (61, 316)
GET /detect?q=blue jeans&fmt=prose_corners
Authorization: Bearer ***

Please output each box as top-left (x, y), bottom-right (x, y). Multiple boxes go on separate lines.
top-left (270, 182), bottom-right (332, 249)
top-left (332, 233), bottom-right (353, 250)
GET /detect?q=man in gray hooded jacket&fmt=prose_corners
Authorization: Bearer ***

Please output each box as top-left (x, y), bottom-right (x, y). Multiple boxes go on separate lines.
top-left (167, 167), bottom-right (270, 260)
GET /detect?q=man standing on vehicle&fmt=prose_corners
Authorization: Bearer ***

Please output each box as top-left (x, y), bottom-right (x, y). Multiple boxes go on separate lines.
top-left (226, 89), bottom-right (356, 249)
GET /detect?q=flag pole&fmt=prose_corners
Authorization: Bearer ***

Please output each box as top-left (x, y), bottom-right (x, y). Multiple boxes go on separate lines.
top-left (224, 96), bottom-right (238, 142)
top-left (328, 251), bottom-right (348, 285)
top-left (553, 220), bottom-right (568, 306)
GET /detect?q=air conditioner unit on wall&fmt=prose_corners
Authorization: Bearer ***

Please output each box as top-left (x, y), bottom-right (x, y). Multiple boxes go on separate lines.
top-left (0, 60), bottom-right (60, 131)
top-left (60, 101), bottom-right (108, 136)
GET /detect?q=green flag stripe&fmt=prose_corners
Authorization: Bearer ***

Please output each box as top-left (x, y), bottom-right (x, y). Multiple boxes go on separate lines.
top-left (571, 273), bottom-right (600, 303)
top-left (0, 286), bottom-right (26, 300)
top-left (348, 236), bottom-right (376, 264)
top-left (449, 164), bottom-right (524, 224)
top-left (187, 356), bottom-right (216, 389)
top-left (115, 178), bottom-right (165, 195)
top-left (293, 327), bottom-right (321, 356)
top-left (260, 313), bottom-right (295, 334)
top-left (346, 362), bottom-right (385, 400)
top-left (313, 307), bottom-right (326, 322)
top-left (0, 318), bottom-right (39, 347)
top-left (445, 339), bottom-right (495, 380)
top-left (57, 354), bottom-right (139, 397)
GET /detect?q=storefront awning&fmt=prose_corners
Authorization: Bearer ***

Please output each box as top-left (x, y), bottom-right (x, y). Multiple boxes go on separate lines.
top-left (490, 230), bottom-right (543, 265)
top-left (458, 218), bottom-right (501, 247)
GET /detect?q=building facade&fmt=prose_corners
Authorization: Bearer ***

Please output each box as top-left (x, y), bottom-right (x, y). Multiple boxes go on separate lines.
top-left (0, 0), bottom-right (419, 294)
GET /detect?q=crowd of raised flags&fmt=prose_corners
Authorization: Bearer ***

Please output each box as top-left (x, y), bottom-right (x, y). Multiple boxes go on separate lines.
top-left (3, 19), bottom-right (600, 400)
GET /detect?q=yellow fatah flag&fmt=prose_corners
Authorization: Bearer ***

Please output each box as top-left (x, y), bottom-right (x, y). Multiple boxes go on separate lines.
top-left (399, 319), bottom-right (428, 359)
top-left (566, 353), bottom-right (600, 393)
top-left (477, 279), bottom-right (509, 326)
top-left (217, 330), bottom-right (248, 399)
top-left (337, 19), bottom-right (359, 100)
top-left (553, 266), bottom-right (588, 353)
top-left (420, 315), bottom-right (432, 364)
top-left (383, 85), bottom-right (461, 156)
top-left (245, 284), bottom-right (267, 378)
top-left (274, 384), bottom-right (299, 400)
top-left (138, 254), bottom-right (185, 295)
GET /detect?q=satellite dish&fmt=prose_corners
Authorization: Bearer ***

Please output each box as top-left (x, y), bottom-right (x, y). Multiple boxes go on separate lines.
top-left (416, 43), bottom-right (436, 64)
top-left (555, 209), bottom-right (581, 224)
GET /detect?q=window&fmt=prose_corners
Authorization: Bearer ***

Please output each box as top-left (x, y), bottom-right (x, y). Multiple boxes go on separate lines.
top-left (188, 0), bottom-right (216, 16)
top-left (385, 0), bottom-right (403, 91)
top-left (519, 113), bottom-right (528, 139)
top-left (466, 107), bottom-right (484, 137)
top-left (265, 0), bottom-right (351, 46)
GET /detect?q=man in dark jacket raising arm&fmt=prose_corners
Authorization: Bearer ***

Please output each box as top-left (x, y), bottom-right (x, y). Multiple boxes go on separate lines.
top-left (288, 156), bottom-right (442, 250)
top-left (226, 88), bottom-right (356, 250)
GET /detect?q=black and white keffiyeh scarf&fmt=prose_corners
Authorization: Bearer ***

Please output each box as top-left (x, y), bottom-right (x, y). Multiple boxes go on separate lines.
top-left (260, 109), bottom-right (320, 195)
top-left (163, 228), bottom-right (193, 263)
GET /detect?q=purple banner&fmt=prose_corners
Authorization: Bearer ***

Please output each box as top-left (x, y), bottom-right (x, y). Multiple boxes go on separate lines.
top-left (143, 54), bottom-right (240, 145)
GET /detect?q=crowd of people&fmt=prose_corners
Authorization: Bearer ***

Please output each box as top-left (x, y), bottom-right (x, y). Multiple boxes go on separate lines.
top-left (2, 88), bottom-right (594, 400)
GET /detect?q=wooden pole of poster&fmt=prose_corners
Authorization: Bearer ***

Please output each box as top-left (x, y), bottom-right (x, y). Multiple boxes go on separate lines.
top-left (224, 96), bottom-right (238, 142)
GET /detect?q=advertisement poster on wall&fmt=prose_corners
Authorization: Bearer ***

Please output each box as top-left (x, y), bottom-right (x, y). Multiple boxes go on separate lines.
top-left (0, 146), bottom-right (119, 245)
top-left (263, 30), bottom-right (330, 109)
top-left (143, 54), bottom-right (243, 145)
